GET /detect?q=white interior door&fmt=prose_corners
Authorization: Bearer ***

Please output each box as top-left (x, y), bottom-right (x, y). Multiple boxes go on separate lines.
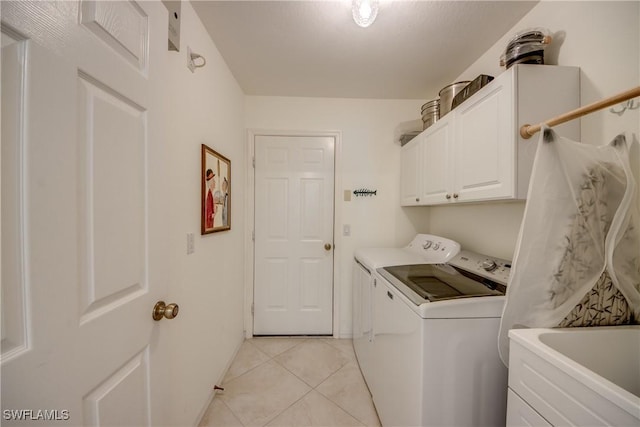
top-left (1, 2), bottom-right (171, 425)
top-left (254, 135), bottom-right (335, 335)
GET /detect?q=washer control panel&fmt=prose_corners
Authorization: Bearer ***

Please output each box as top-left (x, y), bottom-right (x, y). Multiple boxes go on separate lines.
top-left (448, 250), bottom-right (512, 286)
top-left (406, 234), bottom-right (461, 263)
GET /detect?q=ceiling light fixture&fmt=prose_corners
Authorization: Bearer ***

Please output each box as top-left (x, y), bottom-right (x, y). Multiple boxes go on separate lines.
top-left (352, 0), bottom-right (379, 28)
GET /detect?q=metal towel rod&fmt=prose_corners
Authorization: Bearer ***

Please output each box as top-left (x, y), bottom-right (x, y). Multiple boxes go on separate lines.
top-left (520, 86), bottom-right (640, 139)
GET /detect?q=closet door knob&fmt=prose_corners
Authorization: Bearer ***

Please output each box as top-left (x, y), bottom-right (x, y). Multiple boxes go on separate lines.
top-left (453, 193), bottom-right (459, 199)
top-left (446, 194), bottom-right (451, 200)
top-left (153, 301), bottom-right (180, 321)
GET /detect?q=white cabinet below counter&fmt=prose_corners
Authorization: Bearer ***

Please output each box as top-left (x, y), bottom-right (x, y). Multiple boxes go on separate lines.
top-left (401, 64), bottom-right (580, 207)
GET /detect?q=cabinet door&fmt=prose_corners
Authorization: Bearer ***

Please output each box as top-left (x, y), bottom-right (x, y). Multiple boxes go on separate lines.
top-left (507, 389), bottom-right (552, 427)
top-left (400, 135), bottom-right (422, 205)
top-left (420, 119), bottom-right (453, 205)
top-left (454, 78), bottom-right (514, 202)
top-left (353, 261), bottom-right (374, 385)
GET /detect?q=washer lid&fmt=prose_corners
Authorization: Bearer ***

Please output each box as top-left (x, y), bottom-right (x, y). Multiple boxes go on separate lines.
top-left (377, 263), bottom-right (504, 305)
top-left (354, 248), bottom-right (427, 270)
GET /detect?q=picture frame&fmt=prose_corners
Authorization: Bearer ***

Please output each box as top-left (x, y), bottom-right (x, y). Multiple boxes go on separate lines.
top-left (201, 144), bottom-right (231, 234)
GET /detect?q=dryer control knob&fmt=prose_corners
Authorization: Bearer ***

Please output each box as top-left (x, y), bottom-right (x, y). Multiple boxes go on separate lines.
top-left (422, 241), bottom-right (432, 249)
top-left (482, 260), bottom-right (498, 272)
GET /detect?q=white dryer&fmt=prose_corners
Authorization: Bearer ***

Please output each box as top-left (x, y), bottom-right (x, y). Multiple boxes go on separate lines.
top-left (352, 234), bottom-right (460, 396)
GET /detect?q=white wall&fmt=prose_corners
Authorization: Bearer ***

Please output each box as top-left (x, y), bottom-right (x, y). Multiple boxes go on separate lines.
top-left (245, 97), bottom-right (430, 337)
top-left (430, 0), bottom-right (640, 260)
top-left (163, 2), bottom-right (246, 425)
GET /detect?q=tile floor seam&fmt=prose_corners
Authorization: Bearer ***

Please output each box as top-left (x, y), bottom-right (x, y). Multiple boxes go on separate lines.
top-left (313, 367), bottom-right (372, 427)
top-left (270, 355), bottom-right (317, 388)
top-left (272, 352), bottom-right (349, 389)
top-left (222, 355), bottom-right (270, 387)
top-left (219, 397), bottom-right (246, 427)
top-left (221, 339), bottom-right (272, 384)
top-left (313, 386), bottom-right (369, 426)
top-left (260, 386), bottom-right (316, 427)
top-left (246, 338), bottom-right (320, 387)
top-left (248, 338), bottom-right (309, 361)
top-left (219, 359), bottom-right (312, 427)
top-left (244, 338), bottom-right (272, 358)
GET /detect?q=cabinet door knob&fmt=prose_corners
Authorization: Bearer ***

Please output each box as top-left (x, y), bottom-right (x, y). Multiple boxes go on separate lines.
top-left (453, 193), bottom-right (459, 199)
top-left (415, 197), bottom-right (420, 202)
top-left (446, 194), bottom-right (451, 200)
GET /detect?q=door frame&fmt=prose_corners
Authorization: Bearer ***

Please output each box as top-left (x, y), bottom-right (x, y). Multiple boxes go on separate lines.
top-left (245, 129), bottom-right (342, 338)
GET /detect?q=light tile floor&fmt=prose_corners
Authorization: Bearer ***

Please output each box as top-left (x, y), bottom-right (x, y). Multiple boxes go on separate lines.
top-left (199, 338), bottom-right (381, 427)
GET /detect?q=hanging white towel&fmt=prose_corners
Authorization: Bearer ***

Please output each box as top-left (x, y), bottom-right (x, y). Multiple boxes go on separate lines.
top-left (498, 127), bottom-right (640, 366)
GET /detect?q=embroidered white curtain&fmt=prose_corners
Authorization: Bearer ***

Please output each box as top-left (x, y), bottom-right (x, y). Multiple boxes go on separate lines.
top-left (498, 127), bottom-right (640, 365)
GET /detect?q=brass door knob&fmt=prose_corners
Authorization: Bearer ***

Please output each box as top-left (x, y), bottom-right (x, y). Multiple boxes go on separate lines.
top-left (324, 243), bottom-right (333, 251)
top-left (153, 301), bottom-right (179, 321)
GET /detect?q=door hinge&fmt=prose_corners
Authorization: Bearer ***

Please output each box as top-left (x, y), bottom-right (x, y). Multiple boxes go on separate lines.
top-left (252, 157), bottom-right (255, 168)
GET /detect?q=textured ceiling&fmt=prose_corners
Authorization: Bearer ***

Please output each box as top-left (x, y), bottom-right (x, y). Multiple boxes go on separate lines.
top-left (192, 1), bottom-right (538, 99)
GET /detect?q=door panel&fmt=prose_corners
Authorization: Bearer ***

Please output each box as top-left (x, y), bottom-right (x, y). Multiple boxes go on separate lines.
top-left (79, 0), bottom-right (149, 71)
top-left (266, 178), bottom-right (289, 239)
top-left (254, 135), bottom-right (334, 335)
top-left (300, 178), bottom-right (324, 239)
top-left (265, 258), bottom-right (288, 310)
top-left (454, 82), bottom-right (514, 201)
top-left (78, 73), bottom-right (148, 322)
top-left (1, 41), bottom-right (28, 361)
top-left (83, 349), bottom-right (151, 427)
top-left (300, 258), bottom-right (322, 309)
top-left (421, 120), bottom-right (452, 204)
top-left (400, 136), bottom-right (420, 205)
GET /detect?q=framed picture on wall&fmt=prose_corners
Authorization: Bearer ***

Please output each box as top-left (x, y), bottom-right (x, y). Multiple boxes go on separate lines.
top-left (201, 144), bottom-right (231, 234)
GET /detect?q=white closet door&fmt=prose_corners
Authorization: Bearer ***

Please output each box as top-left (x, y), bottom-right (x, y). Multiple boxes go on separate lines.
top-left (1, 2), bottom-right (171, 425)
top-left (254, 135), bottom-right (335, 335)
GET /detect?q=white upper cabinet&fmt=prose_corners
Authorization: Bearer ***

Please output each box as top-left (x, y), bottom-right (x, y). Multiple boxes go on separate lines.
top-left (401, 64), bottom-right (580, 206)
top-left (400, 133), bottom-right (422, 205)
top-left (454, 77), bottom-right (514, 202)
top-left (420, 118), bottom-right (453, 204)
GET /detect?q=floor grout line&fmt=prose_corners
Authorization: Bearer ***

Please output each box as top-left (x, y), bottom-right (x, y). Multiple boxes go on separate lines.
top-left (220, 398), bottom-right (245, 427)
top-left (313, 363), bottom-right (358, 420)
top-left (260, 386), bottom-right (315, 427)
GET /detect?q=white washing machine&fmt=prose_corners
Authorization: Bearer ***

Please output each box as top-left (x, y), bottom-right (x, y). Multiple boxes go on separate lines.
top-left (352, 234), bottom-right (461, 402)
top-left (371, 250), bottom-right (512, 427)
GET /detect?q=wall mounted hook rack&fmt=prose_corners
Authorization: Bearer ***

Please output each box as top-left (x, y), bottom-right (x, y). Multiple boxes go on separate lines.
top-left (353, 188), bottom-right (377, 197)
